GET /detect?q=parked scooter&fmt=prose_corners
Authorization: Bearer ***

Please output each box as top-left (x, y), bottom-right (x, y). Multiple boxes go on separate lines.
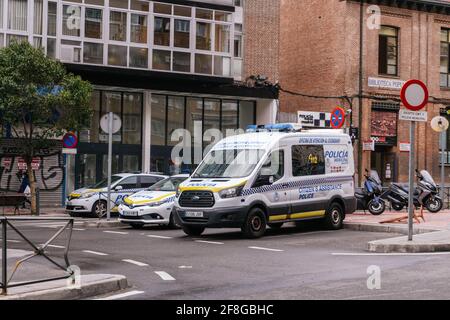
top-left (355, 170), bottom-right (386, 215)
top-left (382, 170), bottom-right (443, 213)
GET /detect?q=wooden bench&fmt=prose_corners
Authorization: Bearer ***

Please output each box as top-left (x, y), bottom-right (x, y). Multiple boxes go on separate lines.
top-left (0, 193), bottom-right (27, 215)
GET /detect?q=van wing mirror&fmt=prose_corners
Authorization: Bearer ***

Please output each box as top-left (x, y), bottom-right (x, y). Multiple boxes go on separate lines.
top-left (115, 185), bottom-right (123, 191)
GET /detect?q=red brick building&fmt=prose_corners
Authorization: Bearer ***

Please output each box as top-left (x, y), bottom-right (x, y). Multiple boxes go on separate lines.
top-left (245, 0), bottom-right (450, 185)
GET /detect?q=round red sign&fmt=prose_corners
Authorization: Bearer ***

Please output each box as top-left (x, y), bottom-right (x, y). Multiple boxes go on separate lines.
top-left (330, 107), bottom-right (346, 129)
top-left (400, 79), bottom-right (429, 112)
top-left (62, 132), bottom-right (78, 149)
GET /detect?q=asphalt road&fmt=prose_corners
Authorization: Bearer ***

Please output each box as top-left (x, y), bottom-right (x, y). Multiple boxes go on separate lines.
top-left (3, 219), bottom-right (450, 300)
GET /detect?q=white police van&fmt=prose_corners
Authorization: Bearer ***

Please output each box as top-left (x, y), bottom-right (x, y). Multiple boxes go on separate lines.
top-left (174, 124), bottom-right (356, 238)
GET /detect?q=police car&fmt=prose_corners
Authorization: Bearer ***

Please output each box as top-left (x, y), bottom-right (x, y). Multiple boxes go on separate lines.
top-left (66, 173), bottom-right (167, 217)
top-left (174, 124), bottom-right (356, 238)
top-left (118, 175), bottom-right (189, 229)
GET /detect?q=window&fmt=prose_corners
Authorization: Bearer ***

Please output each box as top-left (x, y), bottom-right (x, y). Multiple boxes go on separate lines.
top-left (8, 0), bottom-right (28, 31)
top-left (130, 14), bottom-right (147, 43)
top-left (214, 56), bottom-right (231, 76)
top-left (123, 155), bottom-right (140, 173)
top-left (131, 0), bottom-right (149, 12)
top-left (108, 44), bottom-right (127, 66)
top-left (167, 96), bottom-right (185, 146)
top-left (151, 94), bottom-right (166, 146)
top-left (153, 49), bottom-right (171, 70)
top-left (62, 4), bottom-right (81, 37)
top-left (215, 24), bottom-right (230, 53)
top-left (441, 29), bottom-right (450, 87)
top-left (0, 0), bottom-right (3, 29)
top-left (222, 100), bottom-right (238, 134)
top-left (239, 101), bottom-right (255, 130)
top-left (196, 22), bottom-right (211, 50)
top-left (118, 176), bottom-right (138, 190)
top-left (234, 35), bottom-right (242, 58)
top-left (195, 54), bottom-right (212, 74)
top-left (80, 90), bottom-right (100, 143)
top-left (47, 38), bottom-right (56, 58)
top-left (47, 2), bottom-right (56, 36)
top-left (259, 150), bottom-right (284, 183)
top-left (85, 8), bottom-right (102, 39)
top-left (174, 19), bottom-right (190, 48)
top-left (203, 99), bottom-right (220, 134)
top-left (102, 91), bottom-right (122, 144)
top-left (123, 93), bottom-right (142, 145)
top-left (173, 51), bottom-right (190, 72)
top-left (154, 17), bottom-right (170, 46)
top-left (154, 3), bottom-right (172, 15)
top-left (379, 26), bottom-right (398, 76)
top-left (84, 42), bottom-right (103, 64)
top-left (174, 6), bottom-right (191, 17)
top-left (0, 34), bottom-right (4, 48)
top-left (140, 176), bottom-right (163, 188)
top-left (129, 47), bottom-right (148, 68)
top-left (196, 8), bottom-right (212, 20)
top-left (110, 0), bottom-right (127, 9)
top-left (110, 11), bottom-right (127, 41)
top-left (34, 0), bottom-right (43, 35)
top-left (292, 145), bottom-right (325, 177)
top-left (215, 12), bottom-right (232, 22)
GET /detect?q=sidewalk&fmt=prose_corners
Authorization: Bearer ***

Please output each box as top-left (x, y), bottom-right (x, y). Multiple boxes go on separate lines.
top-left (0, 249), bottom-right (127, 300)
top-left (367, 231), bottom-right (450, 253)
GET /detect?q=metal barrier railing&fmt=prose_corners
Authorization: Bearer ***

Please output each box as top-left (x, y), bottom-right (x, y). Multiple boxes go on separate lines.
top-left (0, 217), bottom-right (74, 295)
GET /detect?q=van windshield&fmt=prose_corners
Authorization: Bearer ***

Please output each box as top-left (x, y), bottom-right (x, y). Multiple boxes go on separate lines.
top-left (193, 149), bottom-right (266, 179)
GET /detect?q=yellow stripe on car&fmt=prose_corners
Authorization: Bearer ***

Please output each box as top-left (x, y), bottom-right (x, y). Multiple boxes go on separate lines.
top-left (69, 193), bottom-right (81, 198)
top-left (290, 211), bottom-right (326, 219)
top-left (269, 215), bottom-right (289, 222)
top-left (179, 181), bottom-right (247, 193)
top-left (124, 192), bottom-right (176, 205)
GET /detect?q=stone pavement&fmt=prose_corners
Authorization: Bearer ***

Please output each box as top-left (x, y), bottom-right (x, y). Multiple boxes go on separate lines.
top-left (367, 231), bottom-right (450, 253)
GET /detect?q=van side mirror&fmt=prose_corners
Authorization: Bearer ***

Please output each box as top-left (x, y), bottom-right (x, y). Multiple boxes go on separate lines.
top-left (115, 185), bottom-right (123, 191)
top-left (253, 175), bottom-right (274, 188)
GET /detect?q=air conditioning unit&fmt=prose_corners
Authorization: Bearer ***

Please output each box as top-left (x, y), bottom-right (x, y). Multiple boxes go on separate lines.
top-left (60, 45), bottom-right (81, 63)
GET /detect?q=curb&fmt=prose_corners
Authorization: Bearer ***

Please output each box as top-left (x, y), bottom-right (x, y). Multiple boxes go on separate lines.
top-left (366, 241), bottom-right (450, 253)
top-left (344, 222), bottom-right (439, 235)
top-left (0, 274), bottom-right (128, 300)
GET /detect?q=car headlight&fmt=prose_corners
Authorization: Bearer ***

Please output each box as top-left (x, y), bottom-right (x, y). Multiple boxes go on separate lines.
top-left (219, 186), bottom-right (244, 199)
top-left (79, 192), bottom-right (96, 199)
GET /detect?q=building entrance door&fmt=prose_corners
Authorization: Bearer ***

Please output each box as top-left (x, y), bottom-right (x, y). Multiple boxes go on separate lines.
top-left (371, 148), bottom-right (398, 185)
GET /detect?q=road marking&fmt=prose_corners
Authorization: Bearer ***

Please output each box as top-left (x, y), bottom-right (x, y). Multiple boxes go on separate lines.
top-left (73, 228), bottom-right (86, 231)
top-left (42, 244), bottom-right (66, 249)
top-left (83, 250), bottom-right (108, 256)
top-left (147, 235), bottom-right (173, 239)
top-left (195, 240), bottom-right (224, 245)
top-left (332, 252), bottom-right (450, 257)
top-left (179, 266), bottom-right (193, 269)
top-left (248, 246), bottom-right (284, 252)
top-left (6, 240), bottom-right (21, 243)
top-left (122, 259), bottom-right (149, 267)
top-left (155, 271), bottom-right (176, 281)
top-left (95, 290), bottom-right (145, 300)
top-left (104, 231), bottom-right (129, 235)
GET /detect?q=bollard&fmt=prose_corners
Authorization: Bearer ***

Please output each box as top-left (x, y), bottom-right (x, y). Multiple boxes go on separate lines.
top-left (1, 219), bottom-right (7, 295)
top-left (36, 188), bottom-right (40, 216)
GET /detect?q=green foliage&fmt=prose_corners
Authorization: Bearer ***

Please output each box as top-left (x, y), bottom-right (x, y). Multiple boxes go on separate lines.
top-left (0, 41), bottom-right (93, 158)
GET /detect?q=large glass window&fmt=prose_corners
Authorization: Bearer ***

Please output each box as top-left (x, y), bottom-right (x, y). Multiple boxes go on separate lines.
top-left (80, 90), bottom-right (100, 143)
top-left (203, 99), bottom-right (220, 133)
top-left (196, 22), bottom-right (211, 50)
top-left (195, 54), bottom-right (212, 74)
top-left (110, 11), bottom-right (127, 41)
top-left (154, 3), bottom-right (171, 15)
top-left (153, 49), bottom-right (171, 70)
top-left (108, 44), bottom-right (127, 66)
top-left (239, 101), bottom-right (256, 130)
top-left (167, 96), bottom-right (185, 146)
top-left (222, 100), bottom-right (238, 134)
top-left (102, 91), bottom-right (122, 144)
top-left (292, 145), bottom-right (325, 177)
top-left (174, 19), bottom-right (190, 48)
top-left (129, 47), bottom-right (148, 68)
top-left (131, 0), bottom-right (149, 12)
top-left (173, 51), bottom-right (190, 72)
top-left (151, 94), bottom-right (166, 146)
top-left (8, 0), bottom-right (28, 31)
top-left (79, 154), bottom-right (97, 187)
top-left (62, 4), bottom-right (81, 37)
top-left (214, 56), bottom-right (231, 76)
top-left (154, 17), bottom-right (170, 46)
top-left (379, 26), bottom-right (398, 76)
top-left (130, 14), bottom-right (147, 43)
top-left (84, 42), bottom-right (103, 64)
top-left (215, 24), bottom-right (230, 53)
top-left (123, 155), bottom-right (140, 174)
top-left (123, 93), bottom-right (142, 145)
top-left (34, 0), bottom-right (43, 35)
top-left (441, 29), bottom-right (450, 87)
top-left (47, 2), bottom-right (56, 36)
top-left (47, 38), bottom-right (56, 58)
top-left (85, 7), bottom-right (102, 39)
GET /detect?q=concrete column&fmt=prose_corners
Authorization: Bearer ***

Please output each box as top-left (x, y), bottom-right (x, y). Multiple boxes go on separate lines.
top-left (142, 91), bottom-right (152, 173)
top-left (256, 99), bottom-right (278, 125)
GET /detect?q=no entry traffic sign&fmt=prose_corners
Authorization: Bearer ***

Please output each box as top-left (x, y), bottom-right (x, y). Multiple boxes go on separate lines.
top-left (63, 132), bottom-right (78, 149)
top-left (400, 79), bottom-right (429, 111)
top-left (330, 107), bottom-right (346, 129)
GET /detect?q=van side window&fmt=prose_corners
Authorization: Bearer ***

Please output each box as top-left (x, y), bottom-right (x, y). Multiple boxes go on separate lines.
top-left (261, 150), bottom-right (285, 182)
top-left (292, 145), bottom-right (325, 177)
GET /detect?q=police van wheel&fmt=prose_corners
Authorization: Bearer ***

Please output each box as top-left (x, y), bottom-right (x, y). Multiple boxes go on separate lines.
top-left (268, 223), bottom-right (284, 229)
top-left (92, 200), bottom-right (107, 218)
top-left (242, 208), bottom-right (267, 239)
top-left (182, 225), bottom-right (205, 236)
top-left (324, 203), bottom-right (344, 230)
top-left (167, 212), bottom-right (179, 229)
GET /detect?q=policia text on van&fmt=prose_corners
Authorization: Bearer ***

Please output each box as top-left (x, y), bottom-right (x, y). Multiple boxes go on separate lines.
top-left (174, 124), bottom-right (357, 238)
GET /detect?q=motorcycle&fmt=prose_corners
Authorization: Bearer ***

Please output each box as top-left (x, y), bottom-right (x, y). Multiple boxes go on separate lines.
top-left (355, 170), bottom-right (386, 215)
top-left (382, 170), bottom-right (443, 213)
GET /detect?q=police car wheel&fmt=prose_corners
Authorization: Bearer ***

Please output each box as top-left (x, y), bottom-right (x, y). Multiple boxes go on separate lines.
top-left (242, 208), bottom-right (267, 239)
top-left (182, 225), bottom-right (205, 236)
top-left (268, 223), bottom-right (284, 229)
top-left (324, 203), bottom-right (344, 230)
top-left (92, 200), bottom-right (107, 218)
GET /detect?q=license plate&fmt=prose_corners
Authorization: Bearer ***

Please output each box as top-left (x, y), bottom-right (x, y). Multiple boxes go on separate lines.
top-left (122, 211), bottom-right (138, 217)
top-left (185, 211), bottom-right (204, 218)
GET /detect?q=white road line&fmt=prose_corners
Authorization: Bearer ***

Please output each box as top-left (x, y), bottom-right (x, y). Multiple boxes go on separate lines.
top-left (95, 290), bottom-right (145, 300)
top-left (147, 235), bottom-right (173, 239)
top-left (155, 271), bottom-right (176, 281)
top-left (83, 250), bottom-right (109, 256)
top-left (103, 231), bottom-right (129, 235)
top-left (6, 240), bottom-right (21, 243)
top-left (122, 259), bottom-right (149, 267)
top-left (179, 266), bottom-right (193, 269)
top-left (195, 240), bottom-right (224, 245)
top-left (73, 228), bottom-right (86, 231)
top-left (42, 244), bottom-right (66, 249)
top-left (332, 252), bottom-right (450, 257)
top-left (248, 246), bottom-right (284, 252)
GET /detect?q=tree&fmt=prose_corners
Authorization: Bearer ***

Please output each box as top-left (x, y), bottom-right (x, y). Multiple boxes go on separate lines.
top-left (0, 41), bottom-right (93, 214)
